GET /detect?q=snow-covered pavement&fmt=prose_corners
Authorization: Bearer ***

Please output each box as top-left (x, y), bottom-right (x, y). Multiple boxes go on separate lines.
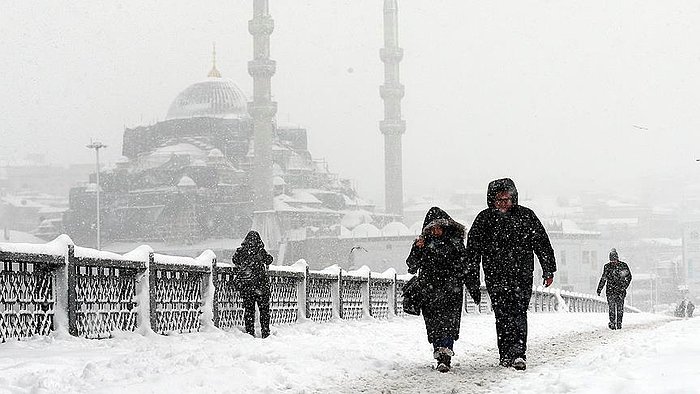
top-left (0, 312), bottom-right (694, 393)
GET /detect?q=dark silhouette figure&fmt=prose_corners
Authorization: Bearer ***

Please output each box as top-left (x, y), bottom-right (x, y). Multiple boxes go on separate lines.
top-left (675, 298), bottom-right (695, 318)
top-left (597, 248), bottom-right (632, 330)
top-left (689, 300), bottom-right (696, 318)
top-left (231, 230), bottom-right (274, 338)
top-left (406, 207), bottom-right (478, 373)
top-left (466, 178), bottom-right (556, 370)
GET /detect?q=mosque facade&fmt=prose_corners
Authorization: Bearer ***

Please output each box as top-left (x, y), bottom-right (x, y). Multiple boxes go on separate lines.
top-left (63, 64), bottom-right (370, 247)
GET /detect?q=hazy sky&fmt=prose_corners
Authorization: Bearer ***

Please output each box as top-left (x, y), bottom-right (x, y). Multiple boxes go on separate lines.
top-left (2, 1), bottom-right (700, 206)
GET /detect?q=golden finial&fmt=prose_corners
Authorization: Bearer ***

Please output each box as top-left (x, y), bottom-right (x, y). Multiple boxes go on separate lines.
top-left (208, 42), bottom-right (222, 78)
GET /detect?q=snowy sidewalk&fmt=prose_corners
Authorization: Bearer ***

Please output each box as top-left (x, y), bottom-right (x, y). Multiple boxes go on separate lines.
top-left (0, 312), bottom-right (690, 393)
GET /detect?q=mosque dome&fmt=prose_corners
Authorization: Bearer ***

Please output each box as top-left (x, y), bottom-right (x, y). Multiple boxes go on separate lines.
top-left (166, 73), bottom-right (249, 120)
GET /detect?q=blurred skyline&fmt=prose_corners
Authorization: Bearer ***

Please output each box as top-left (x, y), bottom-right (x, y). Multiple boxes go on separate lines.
top-left (2, 1), bottom-right (700, 206)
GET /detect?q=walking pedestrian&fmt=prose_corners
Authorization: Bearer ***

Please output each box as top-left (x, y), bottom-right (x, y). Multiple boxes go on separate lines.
top-left (406, 207), bottom-right (480, 373)
top-left (596, 248), bottom-right (632, 330)
top-left (232, 230), bottom-right (274, 338)
top-left (465, 178), bottom-right (557, 370)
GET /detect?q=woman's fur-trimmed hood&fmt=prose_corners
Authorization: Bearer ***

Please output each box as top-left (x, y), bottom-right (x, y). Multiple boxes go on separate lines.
top-left (421, 207), bottom-right (465, 240)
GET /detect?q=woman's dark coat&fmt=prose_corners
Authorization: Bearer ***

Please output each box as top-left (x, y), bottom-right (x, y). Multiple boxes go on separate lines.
top-left (231, 231), bottom-right (273, 296)
top-left (465, 178), bottom-right (557, 295)
top-left (406, 207), bottom-right (468, 343)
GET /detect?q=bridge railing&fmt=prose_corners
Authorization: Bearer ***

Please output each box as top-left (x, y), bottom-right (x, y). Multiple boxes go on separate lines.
top-left (1, 236), bottom-right (613, 342)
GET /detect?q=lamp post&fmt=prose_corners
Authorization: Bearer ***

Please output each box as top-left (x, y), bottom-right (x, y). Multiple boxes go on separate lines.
top-left (86, 141), bottom-right (107, 250)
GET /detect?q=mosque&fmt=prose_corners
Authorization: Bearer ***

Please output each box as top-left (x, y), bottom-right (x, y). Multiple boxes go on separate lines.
top-left (62, 60), bottom-right (377, 247)
top-left (63, 0), bottom-right (409, 266)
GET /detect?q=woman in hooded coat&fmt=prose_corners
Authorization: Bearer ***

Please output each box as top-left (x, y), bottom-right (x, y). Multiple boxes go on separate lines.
top-left (231, 230), bottom-right (274, 338)
top-left (406, 207), bottom-right (479, 372)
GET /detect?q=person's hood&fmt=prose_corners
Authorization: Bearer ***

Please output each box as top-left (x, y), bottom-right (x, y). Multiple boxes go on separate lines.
top-left (240, 230), bottom-right (265, 252)
top-left (487, 178), bottom-right (519, 209)
top-left (421, 206), bottom-right (465, 239)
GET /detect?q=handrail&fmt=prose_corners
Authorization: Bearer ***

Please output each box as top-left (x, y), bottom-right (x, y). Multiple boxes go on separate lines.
top-left (1, 237), bottom-right (615, 342)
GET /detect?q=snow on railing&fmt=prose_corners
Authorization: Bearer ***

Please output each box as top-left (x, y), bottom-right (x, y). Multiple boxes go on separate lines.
top-left (0, 236), bottom-right (612, 342)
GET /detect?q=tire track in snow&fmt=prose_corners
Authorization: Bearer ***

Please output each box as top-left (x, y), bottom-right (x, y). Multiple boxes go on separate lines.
top-left (315, 317), bottom-right (672, 394)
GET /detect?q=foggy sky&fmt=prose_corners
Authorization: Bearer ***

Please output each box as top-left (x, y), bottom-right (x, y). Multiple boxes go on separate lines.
top-left (2, 1), bottom-right (700, 206)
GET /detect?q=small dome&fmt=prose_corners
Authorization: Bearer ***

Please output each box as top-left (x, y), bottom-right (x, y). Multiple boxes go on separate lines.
top-left (341, 210), bottom-right (373, 230)
top-left (381, 222), bottom-right (411, 236)
top-left (166, 77), bottom-right (248, 120)
top-left (177, 176), bottom-right (196, 188)
top-left (352, 223), bottom-right (380, 238)
top-left (208, 148), bottom-right (224, 158)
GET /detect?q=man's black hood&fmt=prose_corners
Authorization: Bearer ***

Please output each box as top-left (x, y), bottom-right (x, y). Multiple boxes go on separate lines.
top-left (487, 178), bottom-right (519, 209)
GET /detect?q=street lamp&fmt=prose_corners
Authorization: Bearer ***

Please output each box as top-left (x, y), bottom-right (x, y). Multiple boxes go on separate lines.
top-left (86, 141), bottom-right (107, 250)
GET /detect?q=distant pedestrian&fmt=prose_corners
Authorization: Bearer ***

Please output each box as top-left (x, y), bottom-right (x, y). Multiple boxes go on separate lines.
top-left (596, 248), bottom-right (632, 330)
top-left (231, 230), bottom-right (274, 338)
top-left (688, 299), bottom-right (695, 318)
top-left (675, 299), bottom-right (688, 318)
top-left (675, 297), bottom-right (695, 318)
top-left (466, 178), bottom-right (557, 370)
top-left (406, 207), bottom-right (479, 373)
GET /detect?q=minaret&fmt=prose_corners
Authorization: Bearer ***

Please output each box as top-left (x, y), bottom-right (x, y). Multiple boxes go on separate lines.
top-left (248, 0), bottom-right (281, 249)
top-left (248, 0), bottom-right (276, 210)
top-left (208, 42), bottom-right (221, 78)
top-left (380, 0), bottom-right (406, 220)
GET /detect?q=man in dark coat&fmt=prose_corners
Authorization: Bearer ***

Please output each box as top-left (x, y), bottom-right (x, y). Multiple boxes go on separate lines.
top-left (688, 299), bottom-right (695, 318)
top-left (466, 178), bottom-right (556, 370)
top-left (232, 230), bottom-right (274, 338)
top-left (406, 207), bottom-right (479, 373)
top-left (597, 248), bottom-right (632, 330)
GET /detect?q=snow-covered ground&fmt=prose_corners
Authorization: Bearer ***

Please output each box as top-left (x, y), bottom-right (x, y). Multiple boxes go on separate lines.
top-left (0, 312), bottom-right (695, 393)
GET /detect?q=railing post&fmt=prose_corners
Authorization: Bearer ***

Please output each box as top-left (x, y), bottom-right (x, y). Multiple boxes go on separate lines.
top-left (199, 256), bottom-right (216, 330)
top-left (337, 270), bottom-right (344, 319)
top-left (148, 253), bottom-right (157, 333)
top-left (364, 272), bottom-right (371, 318)
top-left (549, 293), bottom-right (554, 312)
top-left (297, 265), bottom-right (309, 321)
top-left (52, 244), bottom-right (70, 335)
top-left (134, 254), bottom-right (151, 334)
top-left (212, 258), bottom-right (220, 328)
top-left (389, 272), bottom-right (397, 317)
top-left (66, 245), bottom-right (77, 336)
top-left (481, 286), bottom-right (489, 313)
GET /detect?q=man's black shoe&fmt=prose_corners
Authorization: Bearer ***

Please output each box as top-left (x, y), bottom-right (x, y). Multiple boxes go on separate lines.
top-left (512, 357), bottom-right (526, 370)
top-left (499, 358), bottom-right (513, 367)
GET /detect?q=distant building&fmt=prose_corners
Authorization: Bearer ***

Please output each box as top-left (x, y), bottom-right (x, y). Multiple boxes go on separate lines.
top-left (63, 65), bottom-right (372, 248)
top-left (0, 162), bottom-right (88, 237)
top-left (539, 219), bottom-right (606, 294)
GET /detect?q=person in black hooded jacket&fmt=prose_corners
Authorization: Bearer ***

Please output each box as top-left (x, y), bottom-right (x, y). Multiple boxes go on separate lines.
top-left (232, 230), bottom-right (274, 338)
top-left (465, 178), bottom-right (556, 370)
top-left (406, 207), bottom-right (480, 373)
top-left (597, 248), bottom-right (632, 329)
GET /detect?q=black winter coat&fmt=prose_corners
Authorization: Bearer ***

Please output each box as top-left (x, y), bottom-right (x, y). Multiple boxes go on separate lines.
top-left (466, 178), bottom-right (556, 295)
top-left (597, 261), bottom-right (632, 297)
top-left (231, 231), bottom-right (274, 296)
top-left (406, 207), bottom-right (468, 343)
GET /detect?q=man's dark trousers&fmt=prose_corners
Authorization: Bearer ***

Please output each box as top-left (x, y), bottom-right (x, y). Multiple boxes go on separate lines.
top-left (607, 293), bottom-right (625, 329)
top-left (490, 288), bottom-right (531, 362)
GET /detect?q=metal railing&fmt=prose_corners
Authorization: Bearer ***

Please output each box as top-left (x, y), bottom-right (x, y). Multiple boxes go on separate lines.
top-left (1, 237), bottom-right (616, 342)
